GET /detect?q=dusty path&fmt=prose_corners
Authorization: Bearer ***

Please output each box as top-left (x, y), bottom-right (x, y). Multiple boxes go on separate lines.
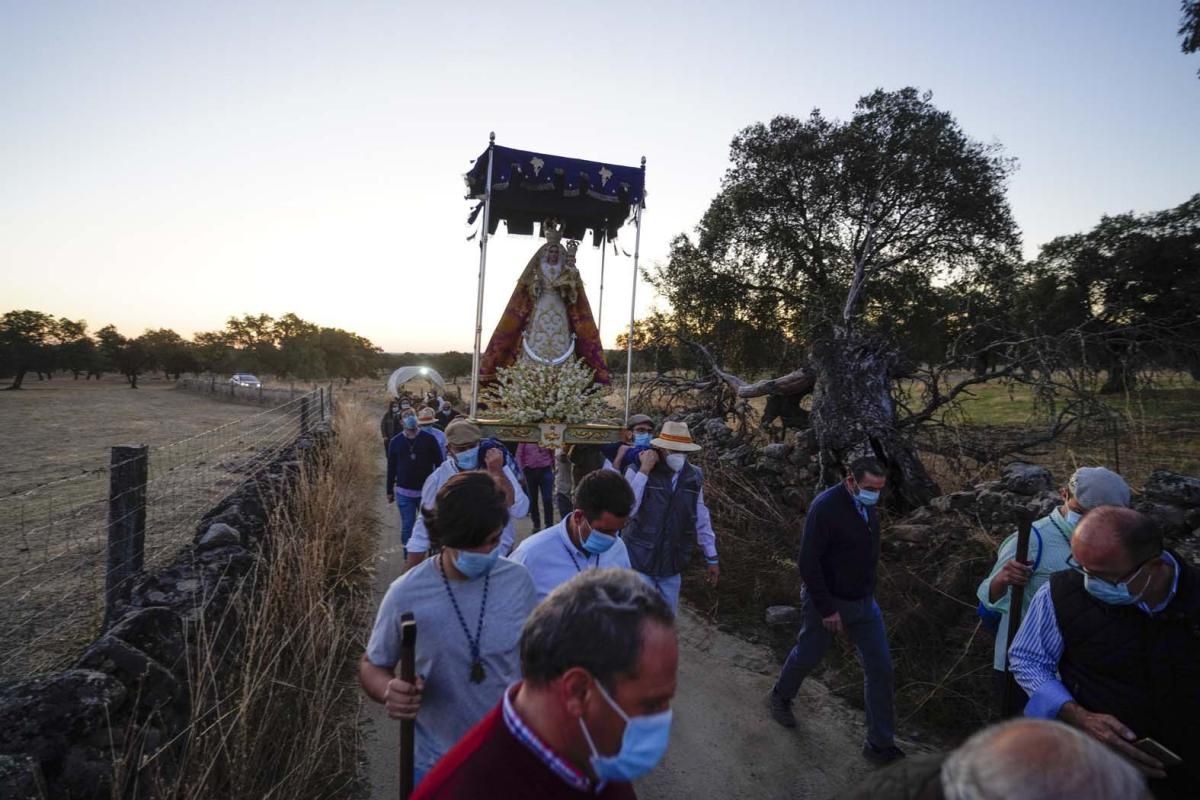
top-left (360, 458), bottom-right (913, 799)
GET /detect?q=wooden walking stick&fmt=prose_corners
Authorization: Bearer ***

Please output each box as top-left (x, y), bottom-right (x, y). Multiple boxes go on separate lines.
top-left (1002, 511), bottom-right (1033, 717)
top-left (399, 611), bottom-right (417, 800)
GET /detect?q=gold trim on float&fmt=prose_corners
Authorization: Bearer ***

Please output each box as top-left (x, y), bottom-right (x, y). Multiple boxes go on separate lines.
top-left (473, 420), bottom-right (621, 447)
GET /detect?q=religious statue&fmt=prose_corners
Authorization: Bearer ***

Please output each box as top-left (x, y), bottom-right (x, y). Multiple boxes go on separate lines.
top-left (480, 220), bottom-right (610, 384)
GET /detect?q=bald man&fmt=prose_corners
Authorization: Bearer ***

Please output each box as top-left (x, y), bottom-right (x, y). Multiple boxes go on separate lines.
top-left (1009, 507), bottom-right (1199, 798)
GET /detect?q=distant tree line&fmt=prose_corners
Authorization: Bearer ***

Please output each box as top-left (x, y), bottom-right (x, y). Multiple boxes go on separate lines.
top-left (0, 312), bottom-right (382, 390)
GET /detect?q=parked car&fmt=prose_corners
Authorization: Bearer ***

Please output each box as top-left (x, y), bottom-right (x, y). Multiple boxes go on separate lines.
top-left (229, 373), bottom-right (262, 389)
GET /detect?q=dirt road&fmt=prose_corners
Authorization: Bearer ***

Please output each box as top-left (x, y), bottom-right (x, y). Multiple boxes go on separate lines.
top-left (360, 465), bottom-right (904, 799)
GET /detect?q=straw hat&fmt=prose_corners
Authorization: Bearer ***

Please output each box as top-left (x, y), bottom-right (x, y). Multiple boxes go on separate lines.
top-left (651, 420), bottom-right (702, 452)
top-left (417, 407), bottom-right (437, 426)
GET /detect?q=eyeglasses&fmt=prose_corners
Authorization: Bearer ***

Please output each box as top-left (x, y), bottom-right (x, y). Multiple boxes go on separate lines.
top-left (1066, 553), bottom-right (1160, 584)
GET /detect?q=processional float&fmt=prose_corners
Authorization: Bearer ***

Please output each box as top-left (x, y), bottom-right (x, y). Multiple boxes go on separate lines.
top-left (463, 134), bottom-right (645, 447)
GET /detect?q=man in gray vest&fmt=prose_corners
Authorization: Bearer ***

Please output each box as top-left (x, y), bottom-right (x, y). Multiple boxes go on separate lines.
top-left (620, 420), bottom-right (719, 610)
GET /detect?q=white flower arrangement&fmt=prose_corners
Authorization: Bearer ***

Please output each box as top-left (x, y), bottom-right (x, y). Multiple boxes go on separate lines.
top-left (485, 357), bottom-right (614, 424)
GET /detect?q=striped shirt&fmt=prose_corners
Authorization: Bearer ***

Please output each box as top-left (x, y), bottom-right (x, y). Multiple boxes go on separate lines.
top-left (1009, 552), bottom-right (1181, 719)
top-left (502, 683), bottom-right (598, 793)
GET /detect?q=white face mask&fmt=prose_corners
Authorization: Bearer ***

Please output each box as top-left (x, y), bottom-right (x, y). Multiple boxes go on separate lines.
top-left (665, 453), bottom-right (687, 472)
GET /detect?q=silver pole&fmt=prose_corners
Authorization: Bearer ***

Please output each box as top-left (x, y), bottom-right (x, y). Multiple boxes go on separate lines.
top-left (624, 157), bottom-right (645, 425)
top-left (470, 132), bottom-right (496, 419)
top-left (597, 230), bottom-right (607, 337)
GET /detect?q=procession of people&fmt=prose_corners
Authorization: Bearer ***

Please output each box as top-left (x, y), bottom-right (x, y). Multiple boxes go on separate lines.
top-left (363, 214), bottom-right (1187, 800)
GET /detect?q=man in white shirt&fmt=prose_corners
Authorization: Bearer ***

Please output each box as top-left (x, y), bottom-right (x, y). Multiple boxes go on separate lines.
top-left (406, 419), bottom-right (529, 567)
top-left (621, 420), bottom-right (719, 610)
top-left (508, 470), bottom-right (635, 602)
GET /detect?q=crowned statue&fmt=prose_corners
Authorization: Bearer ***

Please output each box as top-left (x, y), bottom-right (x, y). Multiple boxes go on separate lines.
top-left (480, 220), bottom-right (610, 385)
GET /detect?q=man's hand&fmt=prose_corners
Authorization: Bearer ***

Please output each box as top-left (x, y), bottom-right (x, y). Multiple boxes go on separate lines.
top-left (484, 447), bottom-right (505, 474)
top-left (987, 559), bottom-right (1033, 602)
top-left (638, 449), bottom-right (659, 474)
top-left (386, 494), bottom-right (394, 505)
top-left (822, 612), bottom-right (844, 635)
top-left (706, 563), bottom-right (720, 586)
top-left (385, 675), bottom-right (425, 721)
top-left (1060, 703), bottom-right (1165, 779)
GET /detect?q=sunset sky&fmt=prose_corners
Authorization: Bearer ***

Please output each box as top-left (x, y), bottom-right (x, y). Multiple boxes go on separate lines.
top-left (2, 1), bottom-right (1198, 353)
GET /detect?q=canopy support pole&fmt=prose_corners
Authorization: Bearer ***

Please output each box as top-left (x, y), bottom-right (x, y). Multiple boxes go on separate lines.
top-left (624, 157), bottom-right (646, 425)
top-left (470, 133), bottom-right (495, 419)
top-left (597, 231), bottom-right (607, 337)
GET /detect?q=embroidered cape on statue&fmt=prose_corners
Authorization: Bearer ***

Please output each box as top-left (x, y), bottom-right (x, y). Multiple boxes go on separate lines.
top-left (480, 221), bottom-right (610, 385)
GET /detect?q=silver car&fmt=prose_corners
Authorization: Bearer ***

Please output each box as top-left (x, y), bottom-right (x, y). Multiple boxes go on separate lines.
top-left (229, 373), bottom-right (262, 389)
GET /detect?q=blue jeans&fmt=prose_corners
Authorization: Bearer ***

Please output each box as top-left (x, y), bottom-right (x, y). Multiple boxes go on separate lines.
top-left (396, 495), bottom-right (420, 548)
top-left (773, 591), bottom-right (895, 749)
top-left (639, 572), bottom-right (682, 612)
top-left (523, 466), bottom-right (555, 530)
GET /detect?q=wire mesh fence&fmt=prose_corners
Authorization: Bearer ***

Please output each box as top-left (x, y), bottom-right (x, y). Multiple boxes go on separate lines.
top-left (0, 389), bottom-right (329, 684)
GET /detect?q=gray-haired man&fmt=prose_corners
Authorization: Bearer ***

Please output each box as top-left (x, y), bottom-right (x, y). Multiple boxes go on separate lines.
top-left (414, 569), bottom-right (676, 799)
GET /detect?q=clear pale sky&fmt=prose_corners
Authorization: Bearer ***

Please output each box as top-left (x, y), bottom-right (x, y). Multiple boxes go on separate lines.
top-left (2, 1), bottom-right (1197, 353)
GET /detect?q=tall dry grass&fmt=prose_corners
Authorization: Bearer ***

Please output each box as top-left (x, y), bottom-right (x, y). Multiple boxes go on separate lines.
top-left (139, 399), bottom-right (379, 799)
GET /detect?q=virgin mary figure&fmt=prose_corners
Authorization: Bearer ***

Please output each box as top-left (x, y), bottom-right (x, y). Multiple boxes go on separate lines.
top-left (479, 220), bottom-right (610, 384)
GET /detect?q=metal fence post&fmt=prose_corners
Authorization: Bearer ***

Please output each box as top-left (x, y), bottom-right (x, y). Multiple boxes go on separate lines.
top-left (300, 395), bottom-right (311, 435)
top-left (319, 387), bottom-right (326, 421)
top-left (106, 444), bottom-right (148, 627)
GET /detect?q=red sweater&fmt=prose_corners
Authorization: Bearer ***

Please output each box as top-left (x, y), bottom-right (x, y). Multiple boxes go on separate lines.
top-left (414, 703), bottom-right (637, 800)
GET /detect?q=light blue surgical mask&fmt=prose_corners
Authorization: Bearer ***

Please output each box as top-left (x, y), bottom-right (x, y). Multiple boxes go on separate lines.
top-left (454, 446), bottom-right (480, 470)
top-left (582, 529), bottom-right (618, 555)
top-left (1065, 508), bottom-right (1083, 528)
top-left (1083, 561), bottom-right (1151, 606)
top-left (633, 432), bottom-right (652, 447)
top-left (580, 680), bottom-right (673, 782)
top-left (402, 414), bottom-right (418, 430)
top-left (453, 544), bottom-right (501, 579)
top-left (855, 489), bottom-right (880, 507)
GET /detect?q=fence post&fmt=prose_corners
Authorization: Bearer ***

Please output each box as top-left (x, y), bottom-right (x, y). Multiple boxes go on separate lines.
top-left (319, 387), bottom-right (326, 421)
top-left (106, 444), bottom-right (148, 628)
top-left (300, 395), bottom-right (311, 435)
top-left (210, 375), bottom-right (215, 393)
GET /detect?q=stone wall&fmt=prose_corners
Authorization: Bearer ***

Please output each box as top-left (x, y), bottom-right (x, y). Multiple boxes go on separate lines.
top-left (0, 425), bottom-right (331, 799)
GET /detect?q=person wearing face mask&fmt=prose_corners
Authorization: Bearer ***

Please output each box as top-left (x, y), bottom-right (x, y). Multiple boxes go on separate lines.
top-left (1009, 507), bottom-right (1199, 797)
top-left (619, 420), bottom-right (720, 611)
top-left (406, 419), bottom-right (529, 568)
top-left (976, 467), bottom-right (1131, 717)
top-left (508, 470), bottom-right (636, 602)
top-left (768, 457), bottom-right (905, 766)
top-left (603, 415), bottom-right (656, 474)
top-left (414, 568), bottom-right (675, 800)
top-left (381, 399), bottom-right (406, 454)
top-left (361, 472), bottom-right (537, 790)
top-left (386, 407), bottom-right (444, 552)
top-left (416, 406), bottom-right (448, 459)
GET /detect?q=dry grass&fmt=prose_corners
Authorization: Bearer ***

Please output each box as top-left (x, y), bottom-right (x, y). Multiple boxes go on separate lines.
top-left (141, 399), bottom-right (379, 799)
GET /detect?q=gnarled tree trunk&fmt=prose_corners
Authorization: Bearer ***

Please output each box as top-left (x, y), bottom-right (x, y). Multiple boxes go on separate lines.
top-left (807, 335), bottom-right (940, 510)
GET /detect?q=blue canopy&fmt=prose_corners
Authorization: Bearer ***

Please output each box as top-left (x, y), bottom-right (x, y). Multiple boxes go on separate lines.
top-left (465, 144), bottom-right (645, 246)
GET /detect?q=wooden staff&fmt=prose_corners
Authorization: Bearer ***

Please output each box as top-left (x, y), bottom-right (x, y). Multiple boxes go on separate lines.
top-left (1002, 511), bottom-right (1033, 717)
top-left (399, 611), bottom-right (417, 800)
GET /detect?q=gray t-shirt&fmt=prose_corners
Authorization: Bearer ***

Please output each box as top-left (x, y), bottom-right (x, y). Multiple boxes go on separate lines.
top-left (366, 556), bottom-right (537, 774)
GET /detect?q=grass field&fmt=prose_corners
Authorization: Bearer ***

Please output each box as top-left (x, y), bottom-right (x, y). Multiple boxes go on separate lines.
top-left (0, 376), bottom-right (311, 683)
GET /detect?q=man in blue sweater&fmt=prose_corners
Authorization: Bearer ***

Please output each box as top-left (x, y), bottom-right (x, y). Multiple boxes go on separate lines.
top-left (386, 407), bottom-right (443, 553)
top-left (767, 456), bottom-right (904, 765)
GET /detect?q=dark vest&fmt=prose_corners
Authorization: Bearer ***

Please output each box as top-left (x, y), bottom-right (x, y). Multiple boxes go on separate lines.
top-left (622, 465), bottom-right (703, 578)
top-left (1051, 553), bottom-right (1200, 794)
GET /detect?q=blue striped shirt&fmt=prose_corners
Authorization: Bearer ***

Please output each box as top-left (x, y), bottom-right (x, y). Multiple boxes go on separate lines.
top-left (1009, 552), bottom-right (1181, 719)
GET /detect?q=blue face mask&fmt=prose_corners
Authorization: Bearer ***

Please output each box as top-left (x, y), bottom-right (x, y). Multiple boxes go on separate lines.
top-left (582, 528), bottom-right (618, 555)
top-left (855, 488), bottom-right (880, 507)
top-left (580, 680), bottom-right (673, 782)
top-left (454, 446), bottom-right (480, 470)
top-left (454, 544), bottom-right (501, 579)
top-left (1065, 508), bottom-right (1083, 528)
top-left (1083, 561), bottom-right (1151, 606)
top-left (402, 415), bottom-right (418, 430)
top-left (633, 432), bottom-right (652, 447)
